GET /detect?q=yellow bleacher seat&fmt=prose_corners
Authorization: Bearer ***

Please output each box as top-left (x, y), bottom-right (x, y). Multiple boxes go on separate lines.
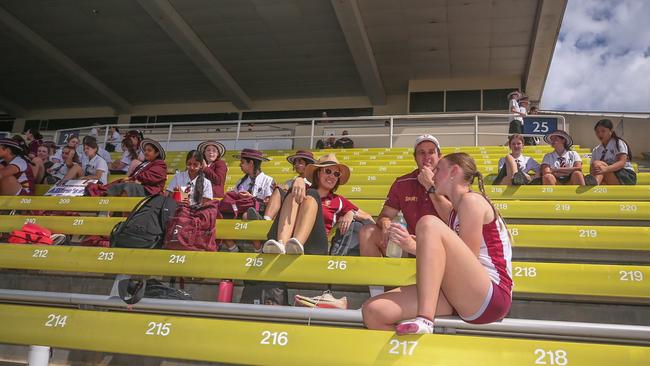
top-left (1, 245), bottom-right (648, 301)
top-left (2, 303), bottom-right (647, 366)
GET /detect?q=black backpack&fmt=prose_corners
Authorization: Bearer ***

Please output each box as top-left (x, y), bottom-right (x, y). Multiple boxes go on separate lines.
top-left (110, 195), bottom-right (177, 249)
top-left (118, 278), bottom-right (192, 304)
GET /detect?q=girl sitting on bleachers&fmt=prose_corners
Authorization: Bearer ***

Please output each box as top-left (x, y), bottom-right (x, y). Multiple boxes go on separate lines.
top-left (362, 153), bottom-right (512, 334)
top-left (262, 153), bottom-right (373, 255)
top-left (51, 135), bottom-right (81, 164)
top-left (198, 140), bottom-right (227, 199)
top-left (541, 130), bottom-right (586, 185)
top-left (89, 138), bottom-right (167, 197)
top-left (263, 150), bottom-right (315, 221)
top-left (47, 146), bottom-right (83, 183)
top-left (80, 139), bottom-right (109, 185)
top-left (24, 128), bottom-right (43, 159)
top-left (0, 138), bottom-right (35, 196)
top-left (125, 130), bottom-right (145, 174)
top-left (109, 138), bottom-right (138, 175)
top-left (493, 134), bottom-right (540, 185)
top-left (587, 119), bottom-right (636, 185)
top-left (167, 150), bottom-right (213, 205)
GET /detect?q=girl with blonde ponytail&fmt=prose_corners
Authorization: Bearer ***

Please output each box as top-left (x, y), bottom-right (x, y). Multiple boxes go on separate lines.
top-left (362, 153), bottom-right (513, 334)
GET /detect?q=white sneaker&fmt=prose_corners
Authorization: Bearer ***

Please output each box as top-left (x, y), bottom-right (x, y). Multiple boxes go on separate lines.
top-left (285, 238), bottom-right (304, 255)
top-left (262, 239), bottom-right (285, 254)
top-left (396, 317), bottom-right (434, 335)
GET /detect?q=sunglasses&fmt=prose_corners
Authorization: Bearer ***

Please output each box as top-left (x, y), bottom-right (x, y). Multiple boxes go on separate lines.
top-left (323, 168), bottom-right (341, 178)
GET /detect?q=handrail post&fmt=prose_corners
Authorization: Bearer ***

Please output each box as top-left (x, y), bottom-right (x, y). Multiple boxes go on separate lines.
top-left (310, 120), bottom-right (315, 149)
top-left (235, 121), bottom-right (241, 149)
top-left (389, 117), bottom-right (394, 148)
top-left (166, 124), bottom-right (173, 151)
top-left (474, 114), bottom-right (479, 146)
top-left (102, 125), bottom-right (110, 149)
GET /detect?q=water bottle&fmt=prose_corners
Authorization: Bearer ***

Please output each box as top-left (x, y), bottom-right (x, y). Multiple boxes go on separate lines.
top-left (386, 212), bottom-right (406, 258)
top-left (217, 279), bottom-right (233, 303)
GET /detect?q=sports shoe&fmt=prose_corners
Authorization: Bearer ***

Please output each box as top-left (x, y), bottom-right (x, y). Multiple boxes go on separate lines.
top-left (512, 171), bottom-right (530, 185)
top-left (396, 317), bottom-right (434, 335)
top-left (294, 291), bottom-right (348, 310)
top-left (50, 234), bottom-right (68, 245)
top-left (584, 174), bottom-right (598, 186)
top-left (262, 239), bottom-right (285, 254)
top-left (285, 238), bottom-right (304, 255)
top-left (246, 207), bottom-right (263, 220)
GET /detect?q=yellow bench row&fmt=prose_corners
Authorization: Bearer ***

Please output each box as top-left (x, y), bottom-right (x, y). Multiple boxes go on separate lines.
top-left (2, 304), bottom-right (647, 366)
top-left (1, 245), bottom-right (648, 301)
top-left (3, 216), bottom-right (645, 251)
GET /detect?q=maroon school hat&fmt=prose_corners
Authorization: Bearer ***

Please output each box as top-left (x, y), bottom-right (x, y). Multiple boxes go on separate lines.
top-left (233, 148), bottom-right (269, 162)
top-left (286, 150), bottom-right (316, 165)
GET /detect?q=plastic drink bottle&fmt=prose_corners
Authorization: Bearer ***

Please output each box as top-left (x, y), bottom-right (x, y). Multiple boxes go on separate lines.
top-left (386, 212), bottom-right (407, 258)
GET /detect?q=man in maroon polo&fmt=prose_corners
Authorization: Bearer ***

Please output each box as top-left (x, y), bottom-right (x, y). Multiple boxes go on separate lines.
top-left (359, 135), bottom-right (448, 295)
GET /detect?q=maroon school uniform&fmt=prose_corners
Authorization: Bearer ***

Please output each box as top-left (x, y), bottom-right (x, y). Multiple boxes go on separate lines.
top-left (130, 159), bottom-right (168, 196)
top-left (202, 159), bottom-right (228, 199)
top-left (384, 169), bottom-right (439, 234)
top-left (321, 192), bottom-right (358, 235)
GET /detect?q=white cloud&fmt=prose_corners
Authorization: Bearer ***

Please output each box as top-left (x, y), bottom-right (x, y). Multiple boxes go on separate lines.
top-left (542, 0), bottom-right (650, 112)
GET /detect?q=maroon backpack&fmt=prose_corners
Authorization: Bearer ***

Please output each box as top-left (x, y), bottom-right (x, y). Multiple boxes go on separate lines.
top-left (218, 191), bottom-right (259, 218)
top-left (163, 200), bottom-right (220, 251)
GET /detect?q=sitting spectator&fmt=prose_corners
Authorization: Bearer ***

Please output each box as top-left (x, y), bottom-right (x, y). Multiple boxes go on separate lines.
top-left (89, 123), bottom-right (100, 137)
top-left (47, 146), bottom-right (83, 183)
top-left (493, 134), bottom-right (540, 185)
top-left (334, 130), bottom-right (354, 148)
top-left (315, 133), bottom-right (336, 149)
top-left (263, 150), bottom-right (315, 221)
top-left (362, 153), bottom-right (513, 334)
top-left (35, 141), bottom-right (57, 183)
top-left (0, 138), bottom-right (35, 196)
top-left (198, 140), bottom-right (228, 199)
top-left (105, 126), bottom-right (122, 152)
top-left (125, 130), bottom-right (145, 174)
top-left (81, 135), bottom-right (112, 166)
top-left (12, 135), bottom-right (45, 186)
top-left (52, 135), bottom-right (81, 164)
top-left (24, 128), bottom-right (43, 159)
top-left (81, 139), bottom-right (109, 184)
top-left (262, 153), bottom-right (373, 255)
top-left (167, 150), bottom-right (212, 205)
top-left (97, 139), bottom-right (167, 197)
top-left (109, 138), bottom-right (138, 174)
top-left (587, 119), bottom-right (636, 185)
top-left (541, 130), bottom-right (586, 185)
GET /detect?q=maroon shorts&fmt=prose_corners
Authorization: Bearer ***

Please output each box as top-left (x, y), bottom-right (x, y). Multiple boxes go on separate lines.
top-left (458, 282), bottom-right (511, 324)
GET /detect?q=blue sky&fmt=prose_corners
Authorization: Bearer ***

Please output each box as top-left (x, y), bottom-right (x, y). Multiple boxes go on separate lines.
top-left (542, 0), bottom-right (650, 112)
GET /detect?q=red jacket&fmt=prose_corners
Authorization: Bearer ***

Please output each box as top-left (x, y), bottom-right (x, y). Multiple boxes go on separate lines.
top-left (131, 159), bottom-right (168, 196)
top-left (202, 159), bottom-right (228, 199)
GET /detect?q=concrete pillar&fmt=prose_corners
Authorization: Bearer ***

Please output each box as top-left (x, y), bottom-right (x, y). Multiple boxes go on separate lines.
top-left (116, 114), bottom-right (131, 126)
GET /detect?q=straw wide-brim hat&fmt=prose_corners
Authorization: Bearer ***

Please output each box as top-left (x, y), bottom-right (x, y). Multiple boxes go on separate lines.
top-left (286, 150), bottom-right (316, 165)
top-left (140, 138), bottom-right (166, 160)
top-left (507, 91), bottom-right (521, 99)
top-left (233, 148), bottom-right (269, 162)
top-left (304, 153), bottom-right (351, 186)
top-left (544, 130), bottom-right (573, 148)
top-left (197, 140), bottom-right (226, 159)
top-left (0, 138), bottom-right (23, 151)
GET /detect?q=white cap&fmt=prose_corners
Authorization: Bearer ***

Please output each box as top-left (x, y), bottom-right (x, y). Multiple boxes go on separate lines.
top-left (414, 134), bottom-right (441, 150)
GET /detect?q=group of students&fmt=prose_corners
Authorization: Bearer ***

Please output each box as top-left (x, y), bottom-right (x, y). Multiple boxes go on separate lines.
top-left (495, 118), bottom-right (636, 186)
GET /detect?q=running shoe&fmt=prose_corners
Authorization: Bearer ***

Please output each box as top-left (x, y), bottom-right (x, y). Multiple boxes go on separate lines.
top-left (584, 174), bottom-right (598, 186)
top-left (512, 171), bottom-right (529, 185)
top-left (396, 317), bottom-right (434, 335)
top-left (285, 238), bottom-right (304, 255)
top-left (294, 292), bottom-right (348, 310)
top-left (262, 239), bottom-right (285, 254)
top-left (246, 207), bottom-right (263, 220)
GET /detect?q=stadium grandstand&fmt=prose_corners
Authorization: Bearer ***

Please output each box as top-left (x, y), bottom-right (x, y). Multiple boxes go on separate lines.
top-left (0, 0), bottom-right (648, 365)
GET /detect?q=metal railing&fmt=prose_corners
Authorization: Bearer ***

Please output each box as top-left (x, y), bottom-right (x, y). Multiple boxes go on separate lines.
top-left (52, 113), bottom-right (566, 150)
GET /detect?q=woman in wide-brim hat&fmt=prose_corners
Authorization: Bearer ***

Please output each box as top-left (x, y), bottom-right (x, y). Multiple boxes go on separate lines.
top-left (89, 138), bottom-right (168, 197)
top-left (262, 153), bottom-right (373, 255)
top-left (263, 150), bottom-right (317, 221)
top-left (198, 140), bottom-right (228, 199)
top-left (540, 130), bottom-right (586, 186)
top-left (0, 137), bottom-right (35, 196)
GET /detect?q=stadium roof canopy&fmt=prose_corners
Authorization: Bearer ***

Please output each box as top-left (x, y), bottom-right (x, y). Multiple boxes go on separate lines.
top-left (0, 0), bottom-right (566, 117)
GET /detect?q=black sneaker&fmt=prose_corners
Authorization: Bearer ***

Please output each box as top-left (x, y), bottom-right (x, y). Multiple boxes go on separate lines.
top-left (246, 207), bottom-right (263, 220)
top-left (512, 171), bottom-right (529, 185)
top-left (585, 174), bottom-right (598, 186)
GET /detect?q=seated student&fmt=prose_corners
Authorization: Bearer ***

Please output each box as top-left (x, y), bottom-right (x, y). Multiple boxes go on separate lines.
top-left (493, 134), bottom-right (540, 185)
top-left (106, 126), bottom-right (122, 152)
top-left (541, 130), bottom-right (586, 185)
top-left (262, 153), bottom-right (373, 255)
top-left (125, 130), bottom-right (145, 174)
top-left (362, 153), bottom-right (513, 334)
top-left (52, 135), bottom-right (81, 164)
top-left (11, 135), bottom-right (45, 186)
top-left (47, 146), bottom-right (83, 183)
top-left (97, 138), bottom-right (167, 197)
top-left (81, 135), bottom-right (112, 167)
top-left (109, 138), bottom-right (138, 174)
top-left (263, 150), bottom-right (315, 221)
top-left (198, 140), bottom-right (228, 199)
top-left (587, 119), bottom-right (636, 185)
top-left (334, 130), bottom-right (354, 148)
top-left (231, 148), bottom-right (275, 219)
top-left (24, 128), bottom-right (43, 159)
top-left (167, 150), bottom-right (213, 205)
top-left (0, 138), bottom-right (36, 196)
top-left (315, 133), bottom-right (336, 149)
top-left (81, 139), bottom-right (109, 185)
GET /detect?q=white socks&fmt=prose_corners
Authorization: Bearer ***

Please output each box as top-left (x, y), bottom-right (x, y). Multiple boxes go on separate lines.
top-left (368, 286), bottom-right (385, 297)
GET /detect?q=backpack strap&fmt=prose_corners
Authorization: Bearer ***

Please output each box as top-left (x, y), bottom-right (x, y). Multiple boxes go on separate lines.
top-left (118, 279), bottom-right (146, 305)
